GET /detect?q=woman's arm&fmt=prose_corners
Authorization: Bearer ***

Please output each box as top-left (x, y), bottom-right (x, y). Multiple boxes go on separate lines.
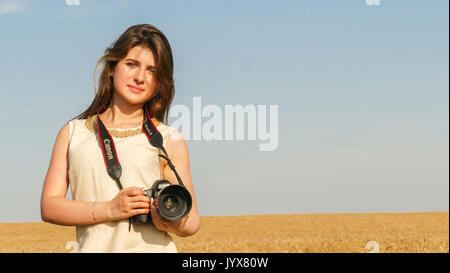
top-left (41, 123), bottom-right (100, 225)
top-left (40, 123), bottom-right (150, 226)
top-left (154, 130), bottom-right (201, 237)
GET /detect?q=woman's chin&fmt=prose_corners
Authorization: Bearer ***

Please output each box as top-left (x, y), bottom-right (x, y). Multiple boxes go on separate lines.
top-left (114, 92), bottom-right (151, 107)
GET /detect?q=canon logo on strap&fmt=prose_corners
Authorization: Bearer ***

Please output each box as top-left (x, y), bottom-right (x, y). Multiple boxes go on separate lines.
top-left (104, 139), bottom-right (114, 160)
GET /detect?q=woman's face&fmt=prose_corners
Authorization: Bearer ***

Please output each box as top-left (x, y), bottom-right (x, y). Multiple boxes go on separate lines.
top-left (111, 45), bottom-right (157, 107)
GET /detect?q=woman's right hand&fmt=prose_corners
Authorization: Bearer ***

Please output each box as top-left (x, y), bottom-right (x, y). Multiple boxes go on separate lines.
top-left (106, 187), bottom-right (150, 221)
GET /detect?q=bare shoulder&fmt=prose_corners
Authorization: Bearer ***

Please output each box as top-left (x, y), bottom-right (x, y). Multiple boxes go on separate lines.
top-left (56, 122), bottom-right (71, 147)
top-left (42, 122), bottom-right (71, 200)
top-left (48, 122), bottom-right (71, 171)
top-left (160, 128), bottom-right (190, 169)
top-left (167, 128), bottom-right (189, 159)
top-left (59, 122), bottom-right (70, 136)
top-left (52, 122), bottom-right (71, 162)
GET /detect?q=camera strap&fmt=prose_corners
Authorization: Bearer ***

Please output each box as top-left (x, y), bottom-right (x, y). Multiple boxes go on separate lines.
top-left (96, 103), bottom-right (166, 187)
top-left (142, 105), bottom-right (185, 187)
top-left (96, 104), bottom-right (123, 190)
top-left (96, 103), bottom-right (185, 230)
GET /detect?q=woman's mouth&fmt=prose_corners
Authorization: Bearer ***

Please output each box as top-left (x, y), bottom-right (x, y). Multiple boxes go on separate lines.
top-left (127, 85), bottom-right (145, 93)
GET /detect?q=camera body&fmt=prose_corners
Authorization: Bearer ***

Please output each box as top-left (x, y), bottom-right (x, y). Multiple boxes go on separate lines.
top-left (132, 179), bottom-right (192, 224)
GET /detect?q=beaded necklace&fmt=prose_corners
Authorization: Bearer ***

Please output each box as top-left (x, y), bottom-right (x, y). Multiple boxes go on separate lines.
top-left (84, 115), bottom-right (161, 138)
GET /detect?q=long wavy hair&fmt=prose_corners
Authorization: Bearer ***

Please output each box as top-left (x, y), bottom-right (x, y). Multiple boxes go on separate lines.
top-left (75, 24), bottom-right (175, 123)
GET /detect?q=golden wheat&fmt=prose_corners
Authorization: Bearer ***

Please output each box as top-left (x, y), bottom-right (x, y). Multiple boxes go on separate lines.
top-left (0, 212), bottom-right (448, 253)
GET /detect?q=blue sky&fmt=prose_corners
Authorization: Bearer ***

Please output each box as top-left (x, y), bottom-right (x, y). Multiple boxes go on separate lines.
top-left (0, 0), bottom-right (448, 222)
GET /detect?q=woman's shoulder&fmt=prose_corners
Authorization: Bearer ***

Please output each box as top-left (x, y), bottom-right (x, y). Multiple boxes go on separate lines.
top-left (68, 117), bottom-right (89, 127)
top-left (157, 121), bottom-right (172, 133)
top-left (67, 117), bottom-right (91, 135)
top-left (158, 122), bottom-right (183, 140)
top-left (60, 117), bottom-right (95, 146)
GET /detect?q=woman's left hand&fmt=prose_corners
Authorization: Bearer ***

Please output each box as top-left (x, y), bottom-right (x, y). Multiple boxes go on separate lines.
top-left (150, 198), bottom-right (184, 234)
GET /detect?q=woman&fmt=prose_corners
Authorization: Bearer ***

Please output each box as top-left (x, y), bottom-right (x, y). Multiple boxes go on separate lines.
top-left (40, 24), bottom-right (200, 252)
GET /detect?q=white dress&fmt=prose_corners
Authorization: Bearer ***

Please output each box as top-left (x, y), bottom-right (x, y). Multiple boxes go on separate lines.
top-left (67, 116), bottom-right (178, 253)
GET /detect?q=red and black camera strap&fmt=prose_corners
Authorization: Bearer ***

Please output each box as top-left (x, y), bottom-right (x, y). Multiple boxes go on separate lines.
top-left (96, 103), bottom-right (164, 186)
top-left (95, 103), bottom-right (185, 230)
top-left (142, 106), bottom-right (185, 187)
top-left (96, 105), bottom-right (124, 190)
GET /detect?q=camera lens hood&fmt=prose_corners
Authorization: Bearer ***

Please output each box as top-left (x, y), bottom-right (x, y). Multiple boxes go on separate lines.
top-left (157, 184), bottom-right (192, 221)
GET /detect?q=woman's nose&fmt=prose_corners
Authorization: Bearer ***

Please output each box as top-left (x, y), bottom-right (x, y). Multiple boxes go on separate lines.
top-left (134, 67), bottom-right (145, 83)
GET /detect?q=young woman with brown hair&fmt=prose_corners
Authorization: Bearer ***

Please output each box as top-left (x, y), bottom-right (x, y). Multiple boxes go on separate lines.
top-left (40, 24), bottom-right (200, 252)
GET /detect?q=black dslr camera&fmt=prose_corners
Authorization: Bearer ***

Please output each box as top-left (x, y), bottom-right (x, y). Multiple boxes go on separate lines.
top-left (132, 179), bottom-right (192, 223)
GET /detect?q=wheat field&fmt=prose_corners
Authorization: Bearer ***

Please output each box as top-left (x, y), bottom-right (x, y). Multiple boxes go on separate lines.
top-left (0, 212), bottom-right (448, 253)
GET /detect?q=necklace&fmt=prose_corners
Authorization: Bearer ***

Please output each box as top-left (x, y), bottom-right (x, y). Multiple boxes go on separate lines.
top-left (85, 115), bottom-right (160, 138)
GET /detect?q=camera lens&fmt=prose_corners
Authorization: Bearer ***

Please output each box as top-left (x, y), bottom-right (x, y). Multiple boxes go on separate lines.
top-left (156, 184), bottom-right (192, 221)
top-left (163, 196), bottom-right (178, 211)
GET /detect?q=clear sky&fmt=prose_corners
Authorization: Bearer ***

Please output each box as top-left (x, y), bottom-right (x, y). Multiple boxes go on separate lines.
top-left (0, 0), bottom-right (448, 222)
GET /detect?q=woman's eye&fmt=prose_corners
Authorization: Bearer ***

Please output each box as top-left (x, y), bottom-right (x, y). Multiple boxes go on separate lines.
top-left (148, 68), bottom-right (155, 73)
top-left (126, 62), bottom-right (136, 66)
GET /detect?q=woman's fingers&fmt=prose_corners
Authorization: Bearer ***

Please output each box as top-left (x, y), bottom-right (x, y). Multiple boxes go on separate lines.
top-left (126, 187), bottom-right (146, 197)
top-left (108, 187), bottom-right (152, 221)
top-left (150, 201), bottom-right (168, 231)
top-left (130, 208), bottom-right (150, 216)
top-left (122, 188), bottom-right (150, 215)
top-left (130, 201), bottom-right (150, 209)
top-left (128, 195), bottom-right (150, 203)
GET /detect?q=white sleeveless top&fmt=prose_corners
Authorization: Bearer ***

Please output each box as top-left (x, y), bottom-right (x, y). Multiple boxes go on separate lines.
top-left (67, 117), bottom-right (178, 253)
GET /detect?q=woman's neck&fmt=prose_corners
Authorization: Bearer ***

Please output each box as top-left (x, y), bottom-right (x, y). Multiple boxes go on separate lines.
top-left (100, 103), bottom-right (144, 129)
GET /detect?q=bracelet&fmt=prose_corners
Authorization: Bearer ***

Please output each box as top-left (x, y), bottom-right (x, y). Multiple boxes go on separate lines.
top-left (91, 202), bottom-right (97, 224)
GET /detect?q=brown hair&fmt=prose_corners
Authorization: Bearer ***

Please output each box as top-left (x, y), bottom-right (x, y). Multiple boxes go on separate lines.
top-left (75, 24), bottom-right (175, 123)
